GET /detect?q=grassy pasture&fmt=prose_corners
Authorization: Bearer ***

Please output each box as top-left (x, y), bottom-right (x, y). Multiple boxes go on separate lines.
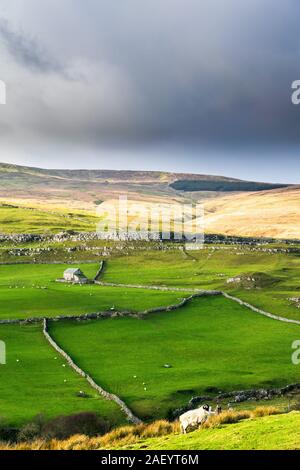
top-left (0, 263), bottom-right (187, 320)
top-left (101, 248), bottom-right (285, 288)
top-left (0, 323), bottom-right (125, 426)
top-left (1, 246), bottom-right (300, 429)
top-left (49, 295), bottom-right (300, 421)
top-left (0, 204), bottom-right (98, 234)
top-left (102, 248), bottom-right (300, 320)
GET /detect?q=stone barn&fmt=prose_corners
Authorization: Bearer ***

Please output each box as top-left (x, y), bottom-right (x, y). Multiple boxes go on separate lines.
top-left (63, 268), bottom-right (88, 284)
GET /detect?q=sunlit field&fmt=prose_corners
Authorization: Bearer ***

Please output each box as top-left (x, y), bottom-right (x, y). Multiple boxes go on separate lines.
top-left (49, 295), bottom-right (300, 420)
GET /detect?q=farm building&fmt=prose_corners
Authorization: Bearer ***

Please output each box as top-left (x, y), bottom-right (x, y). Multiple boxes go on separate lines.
top-left (63, 268), bottom-right (88, 284)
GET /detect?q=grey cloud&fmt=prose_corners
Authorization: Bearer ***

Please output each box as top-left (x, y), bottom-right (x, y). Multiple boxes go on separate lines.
top-left (0, 0), bottom-right (300, 178)
top-left (0, 18), bottom-right (64, 75)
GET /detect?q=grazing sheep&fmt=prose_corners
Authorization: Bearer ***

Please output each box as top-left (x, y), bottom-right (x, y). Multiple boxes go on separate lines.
top-left (179, 404), bottom-right (221, 434)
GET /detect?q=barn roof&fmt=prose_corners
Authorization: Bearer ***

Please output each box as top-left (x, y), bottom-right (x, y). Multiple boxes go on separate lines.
top-left (64, 268), bottom-right (82, 275)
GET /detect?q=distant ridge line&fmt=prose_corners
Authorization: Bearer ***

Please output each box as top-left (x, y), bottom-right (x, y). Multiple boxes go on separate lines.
top-left (0, 161), bottom-right (290, 186)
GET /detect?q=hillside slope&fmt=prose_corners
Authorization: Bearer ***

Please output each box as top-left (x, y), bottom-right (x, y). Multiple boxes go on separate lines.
top-left (0, 162), bottom-right (298, 239)
top-left (204, 186), bottom-right (300, 239)
top-left (0, 162), bottom-right (243, 209)
top-left (0, 162), bottom-right (291, 208)
top-left (0, 162), bottom-right (243, 183)
top-left (3, 411), bottom-right (300, 450)
top-left (127, 412), bottom-right (300, 450)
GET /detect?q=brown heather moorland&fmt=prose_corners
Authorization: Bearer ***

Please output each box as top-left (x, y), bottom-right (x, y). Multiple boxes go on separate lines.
top-left (204, 186), bottom-right (300, 239)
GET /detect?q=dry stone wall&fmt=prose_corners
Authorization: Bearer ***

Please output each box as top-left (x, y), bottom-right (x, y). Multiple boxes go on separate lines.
top-left (42, 319), bottom-right (142, 425)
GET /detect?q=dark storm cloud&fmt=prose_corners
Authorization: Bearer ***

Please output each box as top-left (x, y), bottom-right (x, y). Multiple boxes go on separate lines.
top-left (0, 19), bottom-right (64, 75)
top-left (0, 0), bottom-right (300, 177)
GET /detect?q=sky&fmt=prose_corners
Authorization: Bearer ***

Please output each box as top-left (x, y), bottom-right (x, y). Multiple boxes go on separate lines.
top-left (0, 0), bottom-right (300, 183)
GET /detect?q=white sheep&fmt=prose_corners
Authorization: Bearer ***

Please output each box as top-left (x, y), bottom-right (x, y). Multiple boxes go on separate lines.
top-left (179, 405), bottom-right (221, 434)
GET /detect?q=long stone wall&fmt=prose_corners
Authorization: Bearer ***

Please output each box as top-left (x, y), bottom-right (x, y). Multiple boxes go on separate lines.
top-left (94, 280), bottom-right (219, 294)
top-left (0, 260), bottom-right (100, 266)
top-left (1, 230), bottom-right (300, 246)
top-left (93, 281), bottom-right (300, 326)
top-left (223, 292), bottom-right (300, 326)
top-left (93, 260), bottom-right (105, 282)
top-left (171, 382), bottom-right (300, 418)
top-left (42, 318), bottom-right (142, 425)
top-left (142, 291), bottom-right (222, 315)
top-left (2, 287), bottom-right (300, 327)
top-left (0, 290), bottom-right (222, 324)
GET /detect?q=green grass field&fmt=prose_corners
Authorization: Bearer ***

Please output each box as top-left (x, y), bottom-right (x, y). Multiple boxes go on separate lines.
top-left (1, 245), bottom-right (300, 436)
top-left (49, 295), bottom-right (300, 421)
top-left (0, 323), bottom-right (125, 426)
top-left (0, 204), bottom-right (98, 234)
top-left (0, 263), bottom-right (187, 319)
top-left (102, 248), bottom-right (300, 320)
